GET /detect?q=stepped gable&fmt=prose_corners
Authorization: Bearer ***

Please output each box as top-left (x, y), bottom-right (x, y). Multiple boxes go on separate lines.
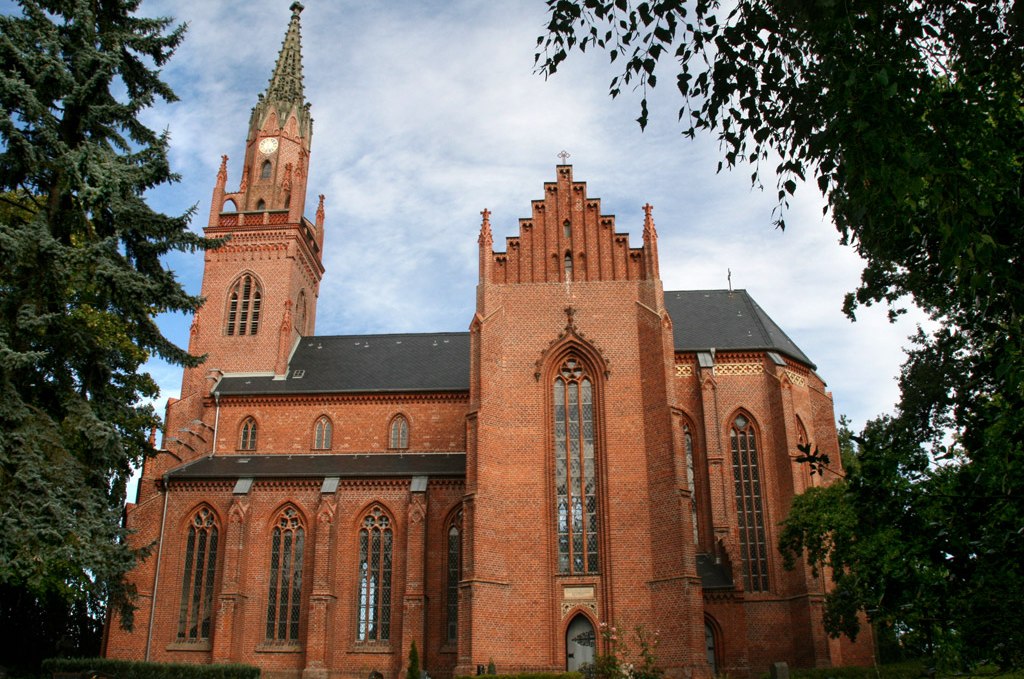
top-left (214, 331), bottom-right (471, 395)
top-left (665, 289), bottom-right (814, 367)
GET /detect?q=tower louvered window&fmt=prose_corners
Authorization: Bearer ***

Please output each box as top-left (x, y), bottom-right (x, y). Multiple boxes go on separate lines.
top-left (357, 507), bottom-right (392, 641)
top-left (446, 509), bottom-right (462, 643)
top-left (226, 274), bottom-right (262, 336)
top-left (177, 507), bottom-right (219, 641)
top-left (731, 414), bottom-right (769, 591)
top-left (266, 507), bottom-right (304, 641)
top-left (553, 357), bottom-right (599, 574)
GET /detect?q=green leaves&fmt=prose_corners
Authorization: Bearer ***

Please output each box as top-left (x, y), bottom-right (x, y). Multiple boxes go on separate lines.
top-left (539, 0), bottom-right (1024, 669)
top-left (0, 1), bottom-right (213, 665)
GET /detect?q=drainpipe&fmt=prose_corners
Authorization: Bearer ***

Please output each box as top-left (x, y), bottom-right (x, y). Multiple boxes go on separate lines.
top-left (211, 391), bottom-right (220, 456)
top-left (145, 475), bottom-right (170, 661)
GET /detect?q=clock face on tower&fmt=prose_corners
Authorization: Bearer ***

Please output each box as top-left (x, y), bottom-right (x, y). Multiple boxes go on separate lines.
top-left (258, 137), bottom-right (279, 155)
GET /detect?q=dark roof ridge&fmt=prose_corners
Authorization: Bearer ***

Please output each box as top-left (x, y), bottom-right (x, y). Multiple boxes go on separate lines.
top-left (737, 291), bottom-right (776, 348)
top-left (300, 330), bottom-right (470, 341)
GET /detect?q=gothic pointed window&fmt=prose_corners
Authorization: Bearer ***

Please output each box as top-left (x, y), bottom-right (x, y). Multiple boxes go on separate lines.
top-left (239, 417), bottom-right (258, 451)
top-left (256, 199), bottom-right (266, 211)
top-left (445, 509), bottom-right (463, 643)
top-left (553, 357), bottom-right (599, 574)
top-left (357, 506), bottom-right (393, 642)
top-left (261, 160), bottom-right (272, 179)
top-left (389, 415), bottom-right (408, 450)
top-left (564, 253), bottom-right (574, 281)
top-left (683, 423), bottom-right (700, 545)
top-left (266, 507), bottom-right (304, 642)
top-left (731, 413), bottom-right (769, 591)
top-left (176, 507), bottom-right (219, 641)
top-left (313, 416), bottom-right (332, 450)
top-left (226, 274), bottom-right (262, 336)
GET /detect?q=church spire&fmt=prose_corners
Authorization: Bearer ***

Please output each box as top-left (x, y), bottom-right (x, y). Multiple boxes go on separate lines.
top-left (265, 2), bottom-right (306, 107)
top-left (248, 2), bottom-right (312, 141)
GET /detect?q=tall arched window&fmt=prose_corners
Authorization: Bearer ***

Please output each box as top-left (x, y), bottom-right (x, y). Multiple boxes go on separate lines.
top-left (313, 416), bottom-right (332, 450)
top-left (389, 415), bottom-right (408, 450)
top-left (683, 422), bottom-right (700, 545)
top-left (226, 273), bottom-right (262, 336)
top-left (239, 417), bottom-right (257, 451)
top-left (176, 507), bottom-right (219, 641)
top-left (261, 160), bottom-right (272, 179)
top-left (294, 290), bottom-right (307, 336)
top-left (564, 253), bottom-right (574, 281)
top-left (357, 506), bottom-right (393, 642)
top-left (266, 507), bottom-right (304, 641)
top-left (553, 357), bottom-right (599, 574)
top-left (445, 508), bottom-right (463, 643)
top-left (731, 413), bottom-right (769, 591)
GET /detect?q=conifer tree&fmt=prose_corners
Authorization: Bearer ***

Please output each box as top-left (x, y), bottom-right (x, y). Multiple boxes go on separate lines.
top-left (0, 0), bottom-right (210, 667)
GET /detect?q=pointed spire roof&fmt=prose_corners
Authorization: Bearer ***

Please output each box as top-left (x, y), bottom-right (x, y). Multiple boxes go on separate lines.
top-left (265, 2), bottom-right (306, 106)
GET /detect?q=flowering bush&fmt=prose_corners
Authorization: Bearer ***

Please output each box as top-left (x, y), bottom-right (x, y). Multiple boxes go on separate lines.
top-left (581, 623), bottom-right (663, 679)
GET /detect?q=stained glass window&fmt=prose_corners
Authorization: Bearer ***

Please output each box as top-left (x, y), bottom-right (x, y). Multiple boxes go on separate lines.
top-left (176, 507), bottom-right (219, 641)
top-left (389, 415), bottom-right (408, 450)
top-left (553, 357), bottom-right (599, 574)
top-left (265, 507), bottom-right (304, 641)
top-left (731, 413), bottom-right (769, 591)
top-left (684, 423), bottom-right (700, 545)
top-left (446, 509), bottom-right (462, 643)
top-left (226, 274), bottom-right (262, 336)
top-left (313, 416), bottom-right (332, 450)
top-left (239, 418), bottom-right (257, 451)
top-left (357, 506), bottom-right (392, 641)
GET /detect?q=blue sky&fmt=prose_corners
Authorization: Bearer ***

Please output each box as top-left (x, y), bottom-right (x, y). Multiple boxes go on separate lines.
top-left (134, 0), bottom-right (923, 434)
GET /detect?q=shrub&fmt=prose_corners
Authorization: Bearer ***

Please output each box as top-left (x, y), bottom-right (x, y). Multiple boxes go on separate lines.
top-left (41, 658), bottom-right (260, 679)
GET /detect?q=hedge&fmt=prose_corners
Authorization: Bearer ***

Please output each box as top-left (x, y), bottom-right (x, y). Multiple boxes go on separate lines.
top-left (456, 673), bottom-right (582, 679)
top-left (41, 658), bottom-right (260, 679)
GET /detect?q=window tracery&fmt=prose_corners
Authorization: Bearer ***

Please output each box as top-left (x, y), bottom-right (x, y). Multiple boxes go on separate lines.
top-left (357, 506), bottom-right (392, 642)
top-left (239, 417), bottom-right (258, 451)
top-left (553, 357), bottom-right (599, 574)
top-left (313, 416), bottom-right (332, 450)
top-left (226, 274), bottom-right (262, 336)
top-left (266, 507), bottom-right (304, 641)
top-left (446, 508), bottom-right (462, 643)
top-left (731, 413), bottom-right (769, 591)
top-left (176, 507), bottom-right (219, 641)
top-left (389, 415), bottom-right (408, 450)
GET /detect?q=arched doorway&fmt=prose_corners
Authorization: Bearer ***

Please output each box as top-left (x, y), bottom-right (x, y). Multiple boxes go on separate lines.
top-left (566, 615), bottom-right (595, 671)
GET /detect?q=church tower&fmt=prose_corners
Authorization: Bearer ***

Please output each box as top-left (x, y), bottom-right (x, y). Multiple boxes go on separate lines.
top-left (145, 2), bottom-right (324, 482)
top-left (190, 1), bottom-right (324, 388)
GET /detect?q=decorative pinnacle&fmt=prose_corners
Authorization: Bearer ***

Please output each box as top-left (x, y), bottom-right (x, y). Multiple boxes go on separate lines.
top-left (216, 155), bottom-right (228, 186)
top-left (315, 194), bottom-right (325, 228)
top-left (479, 208), bottom-right (492, 245)
top-left (642, 203), bottom-right (657, 239)
top-left (265, 2), bottom-right (306, 107)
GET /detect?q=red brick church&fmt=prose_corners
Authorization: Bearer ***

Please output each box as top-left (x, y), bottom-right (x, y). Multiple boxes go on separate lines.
top-left (105, 4), bottom-right (873, 678)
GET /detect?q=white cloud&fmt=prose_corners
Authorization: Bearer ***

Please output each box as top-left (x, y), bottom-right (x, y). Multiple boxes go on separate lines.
top-left (136, 0), bottom-right (922, 435)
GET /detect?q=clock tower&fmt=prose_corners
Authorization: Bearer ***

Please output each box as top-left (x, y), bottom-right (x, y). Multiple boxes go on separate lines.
top-left (178, 1), bottom-right (325, 406)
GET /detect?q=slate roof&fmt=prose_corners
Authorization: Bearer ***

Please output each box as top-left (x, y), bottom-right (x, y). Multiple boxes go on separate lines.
top-left (215, 332), bottom-right (470, 396)
top-left (213, 289), bottom-right (811, 396)
top-left (167, 453), bottom-right (466, 480)
top-left (665, 289), bottom-right (814, 368)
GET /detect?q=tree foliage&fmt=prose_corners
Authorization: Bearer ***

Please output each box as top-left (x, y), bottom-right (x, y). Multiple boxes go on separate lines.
top-left (539, 0), bottom-right (1024, 669)
top-left (0, 0), bottom-right (211, 668)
